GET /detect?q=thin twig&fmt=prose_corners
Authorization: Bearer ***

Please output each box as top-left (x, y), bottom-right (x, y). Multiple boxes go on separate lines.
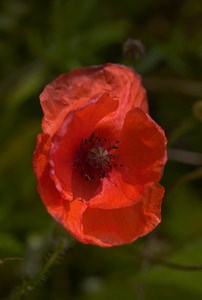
top-left (154, 258), bottom-right (202, 271)
top-left (175, 167), bottom-right (202, 186)
top-left (164, 166), bottom-right (202, 199)
top-left (168, 148), bottom-right (202, 166)
top-left (167, 118), bottom-right (196, 148)
top-left (0, 257), bottom-right (22, 266)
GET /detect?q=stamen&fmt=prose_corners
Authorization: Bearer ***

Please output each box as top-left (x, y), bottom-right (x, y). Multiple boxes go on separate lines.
top-left (73, 132), bottom-right (121, 181)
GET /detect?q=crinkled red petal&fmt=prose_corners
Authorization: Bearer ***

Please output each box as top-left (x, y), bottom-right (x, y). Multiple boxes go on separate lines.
top-left (33, 133), bottom-right (50, 179)
top-left (33, 133), bottom-right (66, 221)
top-left (88, 169), bottom-right (144, 209)
top-left (40, 63), bottom-right (148, 136)
top-left (37, 166), bottom-right (65, 221)
top-left (78, 183), bottom-right (164, 247)
top-left (119, 107), bottom-right (167, 186)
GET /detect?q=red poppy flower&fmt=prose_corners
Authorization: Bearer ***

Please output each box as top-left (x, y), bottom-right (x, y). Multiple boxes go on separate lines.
top-left (33, 63), bottom-right (167, 247)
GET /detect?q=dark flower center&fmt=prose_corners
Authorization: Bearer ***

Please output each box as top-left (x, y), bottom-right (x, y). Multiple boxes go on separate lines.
top-left (73, 133), bottom-right (119, 180)
top-left (86, 146), bottom-right (111, 169)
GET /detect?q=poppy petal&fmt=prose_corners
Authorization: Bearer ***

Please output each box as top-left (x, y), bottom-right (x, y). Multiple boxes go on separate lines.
top-left (33, 133), bottom-right (50, 179)
top-left (93, 64), bottom-right (148, 138)
top-left (40, 64), bottom-right (148, 136)
top-left (81, 183), bottom-right (164, 247)
top-left (37, 166), bottom-right (65, 221)
top-left (119, 107), bottom-right (167, 185)
top-left (61, 200), bottom-right (88, 244)
top-left (49, 93), bottom-right (118, 201)
top-left (33, 134), bottom-right (65, 220)
top-left (88, 169), bottom-right (144, 209)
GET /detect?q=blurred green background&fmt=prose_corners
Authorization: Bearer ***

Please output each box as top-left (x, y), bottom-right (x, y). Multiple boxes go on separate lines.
top-left (0, 0), bottom-right (202, 299)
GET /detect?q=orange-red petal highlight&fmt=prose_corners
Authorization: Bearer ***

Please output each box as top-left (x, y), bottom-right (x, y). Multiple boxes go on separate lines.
top-left (119, 107), bottom-right (167, 186)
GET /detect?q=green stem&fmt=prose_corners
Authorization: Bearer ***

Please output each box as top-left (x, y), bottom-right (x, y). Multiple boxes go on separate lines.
top-left (175, 167), bottom-right (202, 185)
top-left (7, 239), bottom-right (66, 300)
top-left (168, 117), bottom-right (196, 148)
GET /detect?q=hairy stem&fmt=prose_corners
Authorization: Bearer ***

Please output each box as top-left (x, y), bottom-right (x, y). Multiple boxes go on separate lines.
top-left (7, 239), bottom-right (66, 300)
